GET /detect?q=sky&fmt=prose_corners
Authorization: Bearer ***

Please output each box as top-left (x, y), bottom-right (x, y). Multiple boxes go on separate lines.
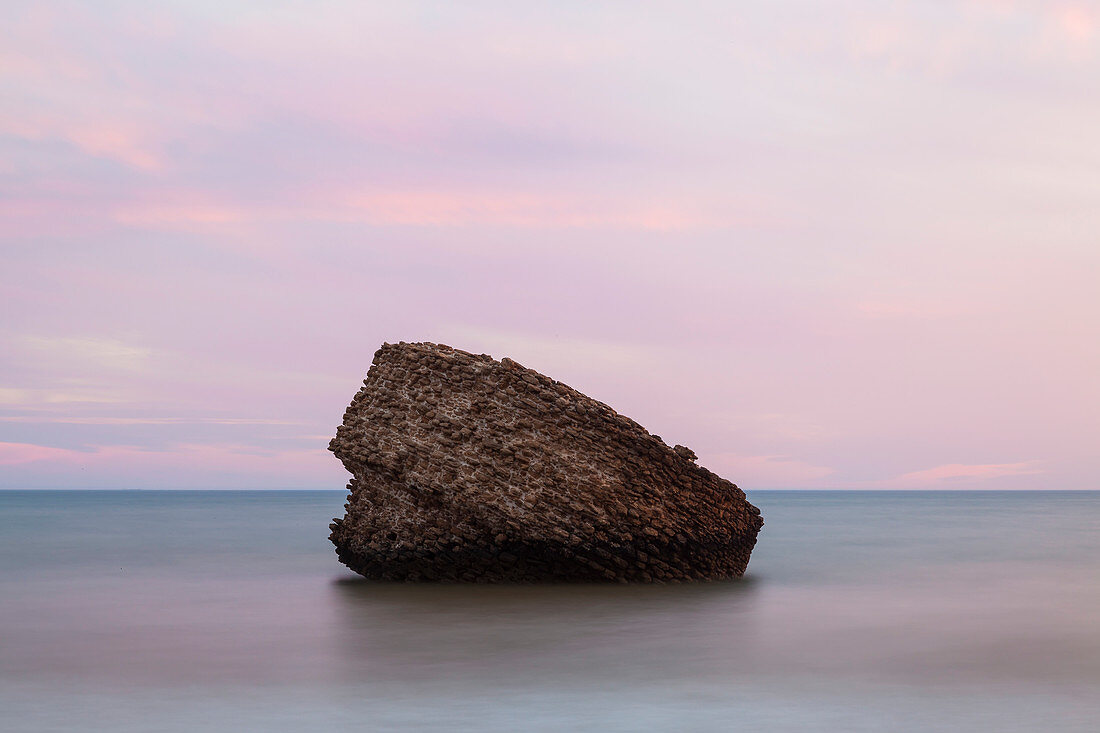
top-left (2, 0), bottom-right (1098, 489)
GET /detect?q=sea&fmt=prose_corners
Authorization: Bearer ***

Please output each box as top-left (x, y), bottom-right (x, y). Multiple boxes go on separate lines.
top-left (1, 490), bottom-right (1097, 732)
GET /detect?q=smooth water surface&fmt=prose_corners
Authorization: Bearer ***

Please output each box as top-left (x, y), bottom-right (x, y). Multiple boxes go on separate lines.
top-left (1, 490), bottom-right (1098, 731)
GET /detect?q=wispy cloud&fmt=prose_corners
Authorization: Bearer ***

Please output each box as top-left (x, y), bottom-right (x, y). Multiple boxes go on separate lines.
top-left (105, 190), bottom-right (738, 232)
top-left (0, 441), bottom-right (83, 465)
top-left (1054, 4), bottom-right (1096, 42)
top-left (442, 327), bottom-right (658, 375)
top-left (0, 387), bottom-right (132, 406)
top-left (0, 416), bottom-right (303, 425)
top-left (15, 336), bottom-right (152, 372)
top-left (1, 1), bottom-right (1097, 489)
top-left (710, 453), bottom-right (836, 488)
top-left (0, 440), bottom-right (344, 488)
top-left (887, 461), bottom-right (1045, 488)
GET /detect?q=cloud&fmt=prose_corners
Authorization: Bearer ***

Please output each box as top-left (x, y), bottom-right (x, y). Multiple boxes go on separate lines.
top-left (60, 123), bottom-right (162, 171)
top-left (0, 387), bottom-right (131, 406)
top-left (442, 326), bottom-right (657, 375)
top-left (0, 416), bottom-right (302, 425)
top-left (16, 336), bottom-right (152, 372)
top-left (106, 190), bottom-right (731, 232)
top-left (709, 453), bottom-right (836, 488)
top-left (887, 461), bottom-right (1044, 487)
top-left (0, 388), bottom-right (31, 404)
top-left (0, 441), bottom-right (83, 465)
top-left (0, 440), bottom-right (344, 488)
top-left (855, 298), bottom-right (970, 319)
top-left (1, 1), bottom-right (1098, 490)
top-left (1055, 5), bottom-right (1096, 42)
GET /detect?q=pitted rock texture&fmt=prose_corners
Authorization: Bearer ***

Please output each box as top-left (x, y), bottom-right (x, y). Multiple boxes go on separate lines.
top-left (329, 342), bottom-right (763, 582)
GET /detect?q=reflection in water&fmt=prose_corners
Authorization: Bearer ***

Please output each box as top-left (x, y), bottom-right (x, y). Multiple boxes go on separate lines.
top-left (329, 578), bottom-right (759, 688)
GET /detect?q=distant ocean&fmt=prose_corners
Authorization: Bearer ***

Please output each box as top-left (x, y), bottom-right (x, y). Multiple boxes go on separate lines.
top-left (2, 490), bottom-right (1097, 732)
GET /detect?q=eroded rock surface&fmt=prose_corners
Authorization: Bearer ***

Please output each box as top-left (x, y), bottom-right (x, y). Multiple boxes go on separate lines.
top-left (329, 342), bottom-right (762, 582)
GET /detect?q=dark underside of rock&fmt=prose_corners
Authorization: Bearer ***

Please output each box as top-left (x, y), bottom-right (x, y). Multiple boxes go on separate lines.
top-left (329, 342), bottom-right (763, 582)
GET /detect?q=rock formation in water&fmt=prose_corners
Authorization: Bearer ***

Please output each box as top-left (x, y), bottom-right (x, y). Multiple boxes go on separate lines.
top-left (329, 342), bottom-right (763, 582)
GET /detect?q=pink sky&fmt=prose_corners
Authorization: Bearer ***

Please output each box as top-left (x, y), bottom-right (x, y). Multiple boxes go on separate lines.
top-left (2, 1), bottom-right (1098, 489)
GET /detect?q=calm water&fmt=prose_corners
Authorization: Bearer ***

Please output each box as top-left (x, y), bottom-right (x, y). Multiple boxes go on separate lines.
top-left (1, 490), bottom-right (1098, 732)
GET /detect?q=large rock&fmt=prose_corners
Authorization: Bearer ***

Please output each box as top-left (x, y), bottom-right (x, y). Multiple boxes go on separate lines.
top-left (329, 342), bottom-right (763, 582)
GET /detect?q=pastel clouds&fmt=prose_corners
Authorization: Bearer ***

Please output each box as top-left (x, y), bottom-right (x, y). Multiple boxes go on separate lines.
top-left (888, 462), bottom-right (1046, 488)
top-left (17, 336), bottom-right (152, 372)
top-left (0, 442), bottom-right (79, 466)
top-left (109, 190), bottom-right (731, 232)
top-left (0, 440), bottom-right (342, 488)
top-left (1052, 4), bottom-right (1097, 42)
top-left (2, 1), bottom-right (1098, 489)
top-left (711, 454), bottom-right (837, 488)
